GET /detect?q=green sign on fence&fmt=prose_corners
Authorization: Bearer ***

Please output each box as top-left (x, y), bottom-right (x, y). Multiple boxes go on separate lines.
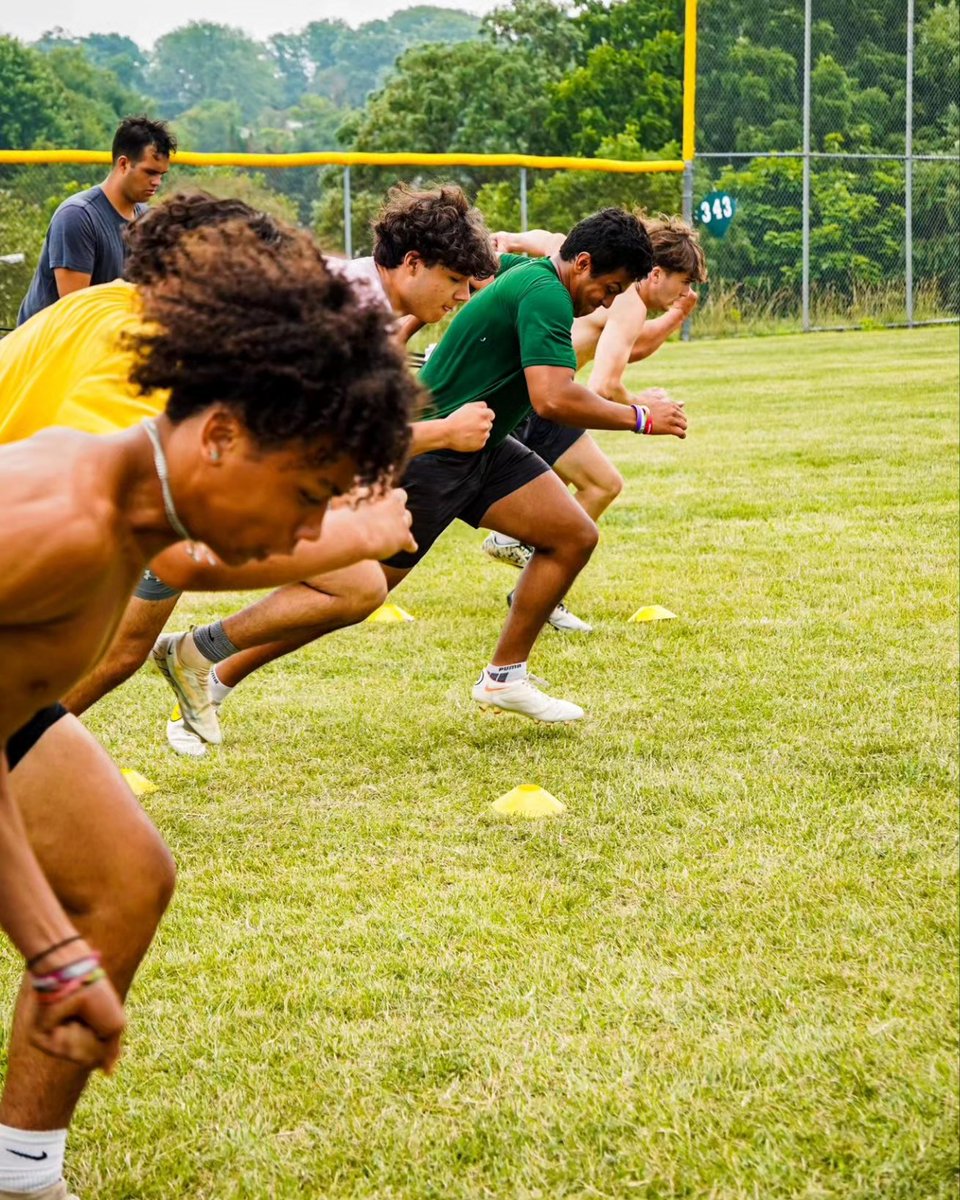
top-left (697, 191), bottom-right (736, 238)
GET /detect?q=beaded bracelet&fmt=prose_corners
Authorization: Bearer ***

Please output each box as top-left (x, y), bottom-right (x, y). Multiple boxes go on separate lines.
top-left (31, 952), bottom-right (106, 1006)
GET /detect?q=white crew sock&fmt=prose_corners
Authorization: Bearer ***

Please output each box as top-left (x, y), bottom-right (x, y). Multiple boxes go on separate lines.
top-left (209, 667), bottom-right (234, 706)
top-left (0, 1124), bottom-right (66, 1193)
top-left (483, 661), bottom-right (528, 686)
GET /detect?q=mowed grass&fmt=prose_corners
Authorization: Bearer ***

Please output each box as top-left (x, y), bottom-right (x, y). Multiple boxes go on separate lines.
top-left (4, 328), bottom-right (958, 1199)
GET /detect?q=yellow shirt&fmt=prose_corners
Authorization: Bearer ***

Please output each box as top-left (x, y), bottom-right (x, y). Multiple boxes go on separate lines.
top-left (0, 280), bottom-right (166, 444)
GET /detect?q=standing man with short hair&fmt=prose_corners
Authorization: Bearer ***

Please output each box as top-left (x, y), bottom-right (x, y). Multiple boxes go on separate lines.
top-left (16, 116), bottom-right (175, 327)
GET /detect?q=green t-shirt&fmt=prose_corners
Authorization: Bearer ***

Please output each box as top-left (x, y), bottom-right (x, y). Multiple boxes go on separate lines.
top-left (420, 255), bottom-right (577, 446)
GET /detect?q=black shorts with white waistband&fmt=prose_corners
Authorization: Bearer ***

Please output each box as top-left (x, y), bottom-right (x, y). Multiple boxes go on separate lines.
top-left (384, 435), bottom-right (551, 569)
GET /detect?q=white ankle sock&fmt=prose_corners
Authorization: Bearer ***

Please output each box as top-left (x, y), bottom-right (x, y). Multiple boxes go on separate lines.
top-left (209, 667), bottom-right (233, 705)
top-left (0, 1124), bottom-right (66, 1193)
top-left (484, 661), bottom-right (527, 686)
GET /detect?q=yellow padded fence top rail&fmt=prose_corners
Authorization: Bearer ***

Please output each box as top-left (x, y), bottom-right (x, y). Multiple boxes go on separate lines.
top-left (0, 149), bottom-right (686, 174)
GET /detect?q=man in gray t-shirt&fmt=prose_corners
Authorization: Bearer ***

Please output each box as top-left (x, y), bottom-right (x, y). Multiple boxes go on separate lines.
top-left (17, 115), bottom-right (176, 326)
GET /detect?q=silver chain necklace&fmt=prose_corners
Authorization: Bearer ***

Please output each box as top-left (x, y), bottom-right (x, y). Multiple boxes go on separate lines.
top-left (141, 418), bottom-right (194, 543)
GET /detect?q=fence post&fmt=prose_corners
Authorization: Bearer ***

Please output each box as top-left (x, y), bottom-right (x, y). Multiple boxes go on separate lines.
top-left (905, 0), bottom-right (915, 326)
top-left (343, 166), bottom-right (352, 259)
top-left (801, 0), bottom-right (812, 332)
top-left (681, 160), bottom-right (694, 342)
top-left (519, 167), bottom-right (528, 232)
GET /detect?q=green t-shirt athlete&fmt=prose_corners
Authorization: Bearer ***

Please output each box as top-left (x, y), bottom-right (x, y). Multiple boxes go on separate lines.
top-left (382, 208), bottom-right (688, 725)
top-left (421, 254), bottom-right (577, 445)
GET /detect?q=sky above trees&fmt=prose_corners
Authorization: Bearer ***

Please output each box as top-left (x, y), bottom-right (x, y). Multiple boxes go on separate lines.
top-left (1, 0), bottom-right (497, 48)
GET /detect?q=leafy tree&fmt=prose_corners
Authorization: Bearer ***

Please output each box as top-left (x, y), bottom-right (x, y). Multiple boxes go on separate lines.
top-left (545, 31), bottom-right (682, 156)
top-left (35, 30), bottom-right (149, 94)
top-left (0, 36), bottom-right (71, 148)
top-left (149, 22), bottom-right (279, 121)
top-left (174, 100), bottom-right (248, 153)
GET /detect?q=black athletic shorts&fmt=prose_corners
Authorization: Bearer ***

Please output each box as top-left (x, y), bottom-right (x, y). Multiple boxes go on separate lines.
top-left (7, 704), bottom-right (68, 771)
top-left (513, 412), bottom-right (585, 468)
top-left (384, 436), bottom-right (551, 569)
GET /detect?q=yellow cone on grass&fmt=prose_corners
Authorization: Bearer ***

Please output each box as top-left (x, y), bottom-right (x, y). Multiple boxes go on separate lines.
top-left (121, 769), bottom-right (159, 797)
top-left (491, 783), bottom-right (565, 818)
top-left (628, 605), bottom-right (677, 622)
top-left (365, 602), bottom-right (415, 624)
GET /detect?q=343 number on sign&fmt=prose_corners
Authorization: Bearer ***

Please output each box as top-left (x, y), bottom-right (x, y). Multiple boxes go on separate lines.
top-left (697, 191), bottom-right (736, 238)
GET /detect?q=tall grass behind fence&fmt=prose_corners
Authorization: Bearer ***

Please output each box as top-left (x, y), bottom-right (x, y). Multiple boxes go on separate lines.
top-left (692, 0), bottom-right (959, 334)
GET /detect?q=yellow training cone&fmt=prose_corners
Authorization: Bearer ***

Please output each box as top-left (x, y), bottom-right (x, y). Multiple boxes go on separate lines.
top-left (628, 605), bottom-right (677, 622)
top-left (491, 783), bottom-right (565, 818)
top-left (365, 602), bottom-right (415, 624)
top-left (121, 769), bottom-right (159, 797)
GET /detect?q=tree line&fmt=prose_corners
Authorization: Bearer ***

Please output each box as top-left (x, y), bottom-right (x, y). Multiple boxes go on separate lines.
top-left (0, 0), bottom-right (957, 329)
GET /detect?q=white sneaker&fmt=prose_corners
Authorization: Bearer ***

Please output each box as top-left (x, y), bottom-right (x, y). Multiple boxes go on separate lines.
top-left (482, 532), bottom-right (533, 569)
top-left (151, 632), bottom-right (222, 744)
top-left (472, 675), bottom-right (584, 723)
top-left (506, 590), bottom-right (593, 634)
top-left (546, 600), bottom-right (593, 633)
top-left (166, 704), bottom-right (209, 758)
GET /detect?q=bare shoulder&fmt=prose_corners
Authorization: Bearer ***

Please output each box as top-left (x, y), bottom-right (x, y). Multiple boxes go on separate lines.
top-left (0, 433), bottom-right (122, 622)
top-left (607, 285), bottom-right (648, 330)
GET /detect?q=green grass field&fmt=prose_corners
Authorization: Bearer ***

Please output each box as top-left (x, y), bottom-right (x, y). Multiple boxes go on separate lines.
top-left (5, 327), bottom-right (959, 1199)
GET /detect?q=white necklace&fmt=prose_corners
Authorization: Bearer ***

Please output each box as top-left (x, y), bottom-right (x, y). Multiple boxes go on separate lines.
top-left (141, 418), bottom-right (196, 546)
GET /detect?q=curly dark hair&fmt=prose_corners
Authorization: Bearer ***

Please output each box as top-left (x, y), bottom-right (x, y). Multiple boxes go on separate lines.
top-left (373, 184), bottom-right (498, 279)
top-left (127, 222), bottom-right (417, 488)
top-left (560, 208), bottom-right (653, 281)
top-left (125, 191), bottom-right (288, 285)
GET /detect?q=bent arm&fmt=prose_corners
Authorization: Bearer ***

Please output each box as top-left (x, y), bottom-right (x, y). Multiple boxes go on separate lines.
top-left (525, 365), bottom-right (637, 431)
top-left (409, 417), bottom-right (456, 456)
top-left (150, 502), bottom-right (407, 591)
top-left (630, 309), bottom-right (685, 361)
top-left (630, 291), bottom-right (698, 361)
top-left (586, 290), bottom-right (648, 404)
top-left (493, 229), bottom-right (564, 257)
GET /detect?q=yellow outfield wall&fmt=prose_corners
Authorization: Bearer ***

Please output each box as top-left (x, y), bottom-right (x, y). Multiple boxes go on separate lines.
top-left (0, 149), bottom-right (687, 173)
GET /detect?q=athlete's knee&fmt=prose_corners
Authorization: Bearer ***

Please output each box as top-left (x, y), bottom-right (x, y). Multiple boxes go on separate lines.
top-left (323, 561), bottom-right (388, 623)
top-left (601, 467), bottom-right (624, 504)
top-left (352, 562), bottom-right (389, 614)
top-left (573, 514), bottom-right (600, 558)
top-left (537, 509), bottom-right (598, 561)
top-left (112, 827), bottom-right (177, 933)
top-left (105, 634), bottom-right (153, 686)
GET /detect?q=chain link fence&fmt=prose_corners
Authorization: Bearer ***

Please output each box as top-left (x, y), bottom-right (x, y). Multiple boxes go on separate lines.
top-left (690, 0), bottom-right (959, 335)
top-left (0, 158), bottom-right (686, 331)
top-left (2, 1), bottom-right (956, 338)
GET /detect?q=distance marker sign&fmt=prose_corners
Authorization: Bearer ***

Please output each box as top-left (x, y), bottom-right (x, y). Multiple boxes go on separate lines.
top-left (697, 191), bottom-right (736, 238)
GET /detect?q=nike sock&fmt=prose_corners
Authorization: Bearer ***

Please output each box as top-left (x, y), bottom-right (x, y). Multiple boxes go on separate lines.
top-left (0, 1124), bottom-right (66, 1193)
top-left (188, 621), bottom-right (240, 666)
top-left (483, 661), bottom-right (528, 686)
top-left (209, 666), bottom-right (234, 705)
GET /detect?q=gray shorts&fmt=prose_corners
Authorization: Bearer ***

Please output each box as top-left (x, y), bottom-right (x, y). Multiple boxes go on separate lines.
top-left (135, 568), bottom-right (181, 602)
